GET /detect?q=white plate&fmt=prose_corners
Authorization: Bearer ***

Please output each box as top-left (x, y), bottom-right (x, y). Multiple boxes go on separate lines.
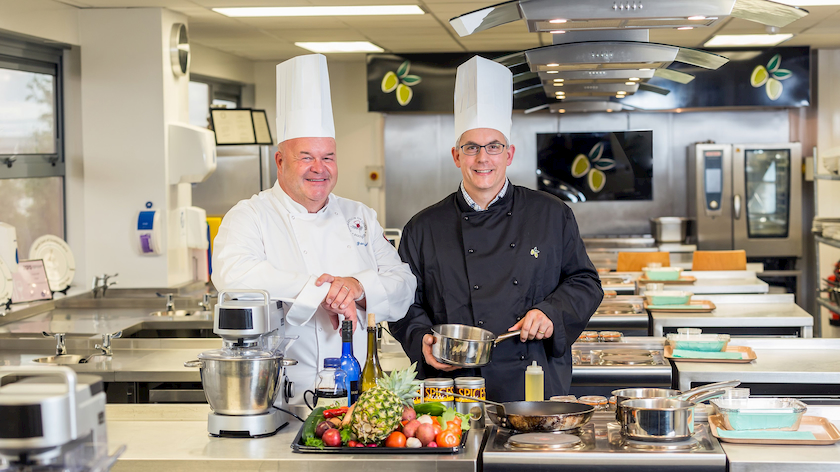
top-left (29, 235), bottom-right (75, 291)
top-left (0, 257), bottom-right (12, 304)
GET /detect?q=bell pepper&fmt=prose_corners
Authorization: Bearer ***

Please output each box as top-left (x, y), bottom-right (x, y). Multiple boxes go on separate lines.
top-left (323, 406), bottom-right (349, 418)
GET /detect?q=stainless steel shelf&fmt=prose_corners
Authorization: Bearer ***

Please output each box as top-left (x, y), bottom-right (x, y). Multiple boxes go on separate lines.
top-left (816, 235), bottom-right (840, 250)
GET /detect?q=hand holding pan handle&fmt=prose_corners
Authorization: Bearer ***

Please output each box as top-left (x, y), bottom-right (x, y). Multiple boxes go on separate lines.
top-left (494, 330), bottom-right (522, 345)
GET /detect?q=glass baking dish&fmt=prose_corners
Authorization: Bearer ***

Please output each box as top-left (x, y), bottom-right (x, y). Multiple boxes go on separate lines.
top-left (645, 290), bottom-right (692, 305)
top-left (666, 329), bottom-right (730, 352)
top-left (710, 398), bottom-right (808, 431)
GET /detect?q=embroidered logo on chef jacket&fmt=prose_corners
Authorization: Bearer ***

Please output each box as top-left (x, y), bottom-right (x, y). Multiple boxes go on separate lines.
top-left (347, 217), bottom-right (367, 243)
top-left (530, 247), bottom-right (540, 259)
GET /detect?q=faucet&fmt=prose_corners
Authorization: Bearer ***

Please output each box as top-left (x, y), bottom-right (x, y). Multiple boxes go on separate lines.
top-left (198, 293), bottom-right (211, 311)
top-left (43, 332), bottom-right (67, 355)
top-left (95, 331), bottom-right (122, 357)
top-left (91, 273), bottom-right (119, 298)
top-left (165, 293), bottom-right (175, 312)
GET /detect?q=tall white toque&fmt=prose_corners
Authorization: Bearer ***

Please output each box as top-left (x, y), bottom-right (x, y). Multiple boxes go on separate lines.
top-left (275, 54), bottom-right (335, 144)
top-left (453, 55), bottom-right (513, 144)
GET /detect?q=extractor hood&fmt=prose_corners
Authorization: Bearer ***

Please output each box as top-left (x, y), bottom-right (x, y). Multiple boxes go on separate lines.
top-left (451, 0), bottom-right (808, 37)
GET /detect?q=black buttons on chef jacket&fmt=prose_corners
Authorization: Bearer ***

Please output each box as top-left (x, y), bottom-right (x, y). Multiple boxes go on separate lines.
top-left (477, 320), bottom-right (485, 326)
top-left (513, 279), bottom-right (519, 285)
top-left (510, 243), bottom-right (516, 248)
top-left (473, 285), bottom-right (480, 290)
top-left (464, 216), bottom-right (469, 221)
top-left (468, 249), bottom-right (475, 254)
top-left (507, 212), bottom-right (512, 216)
top-left (519, 355), bottom-right (526, 361)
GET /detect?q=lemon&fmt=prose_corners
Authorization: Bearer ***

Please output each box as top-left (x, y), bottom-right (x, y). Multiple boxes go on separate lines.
top-left (765, 78), bottom-right (783, 100)
top-left (571, 154), bottom-right (590, 178)
top-left (381, 71), bottom-right (398, 93)
top-left (750, 65), bottom-right (768, 88)
top-left (396, 83), bottom-right (413, 106)
top-left (588, 169), bottom-right (606, 192)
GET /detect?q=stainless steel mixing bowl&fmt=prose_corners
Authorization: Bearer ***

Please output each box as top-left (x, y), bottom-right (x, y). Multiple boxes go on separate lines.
top-left (184, 354), bottom-right (296, 415)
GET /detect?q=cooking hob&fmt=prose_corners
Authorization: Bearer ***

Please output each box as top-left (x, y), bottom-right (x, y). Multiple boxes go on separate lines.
top-left (571, 339), bottom-right (673, 397)
top-left (482, 412), bottom-right (726, 472)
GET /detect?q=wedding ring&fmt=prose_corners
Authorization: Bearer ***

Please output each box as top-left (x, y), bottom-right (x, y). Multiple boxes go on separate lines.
top-left (342, 286), bottom-right (350, 291)
top-left (538, 330), bottom-right (546, 334)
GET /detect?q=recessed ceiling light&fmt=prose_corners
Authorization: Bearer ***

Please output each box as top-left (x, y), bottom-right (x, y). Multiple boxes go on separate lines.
top-left (625, 81), bottom-right (635, 85)
top-left (553, 78), bottom-right (564, 82)
top-left (677, 26), bottom-right (694, 30)
top-left (550, 30), bottom-right (566, 34)
top-left (629, 77), bottom-right (640, 81)
top-left (549, 19), bottom-right (567, 24)
top-left (555, 83), bottom-right (564, 86)
top-left (639, 68), bottom-right (651, 71)
top-left (704, 34), bottom-right (793, 47)
top-left (558, 109), bottom-right (566, 113)
top-left (546, 63), bottom-right (560, 67)
top-left (687, 16), bottom-right (707, 20)
top-left (606, 109), bottom-right (613, 113)
top-left (213, 5), bottom-right (424, 17)
top-left (295, 41), bottom-right (384, 53)
top-left (546, 70), bottom-right (559, 74)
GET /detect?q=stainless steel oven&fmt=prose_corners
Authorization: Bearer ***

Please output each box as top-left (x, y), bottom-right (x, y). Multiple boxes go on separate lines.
top-left (688, 143), bottom-right (802, 258)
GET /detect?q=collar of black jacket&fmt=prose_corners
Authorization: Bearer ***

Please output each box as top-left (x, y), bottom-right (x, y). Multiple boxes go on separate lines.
top-left (455, 182), bottom-right (515, 214)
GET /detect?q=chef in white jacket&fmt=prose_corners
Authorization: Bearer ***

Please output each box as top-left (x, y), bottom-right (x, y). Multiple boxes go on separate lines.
top-left (212, 54), bottom-right (416, 405)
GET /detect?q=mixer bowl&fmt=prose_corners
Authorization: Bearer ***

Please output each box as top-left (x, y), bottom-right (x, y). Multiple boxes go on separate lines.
top-left (185, 353), bottom-right (294, 415)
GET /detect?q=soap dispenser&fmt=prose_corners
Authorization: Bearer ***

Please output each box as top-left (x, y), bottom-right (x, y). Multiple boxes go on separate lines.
top-left (524, 360), bottom-right (544, 401)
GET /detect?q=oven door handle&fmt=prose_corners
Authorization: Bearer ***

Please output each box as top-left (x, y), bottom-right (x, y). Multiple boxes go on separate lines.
top-left (733, 194), bottom-right (742, 220)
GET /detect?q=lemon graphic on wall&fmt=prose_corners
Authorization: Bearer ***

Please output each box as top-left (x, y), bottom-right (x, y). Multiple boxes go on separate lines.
top-left (750, 65), bottom-right (768, 87)
top-left (396, 83), bottom-right (413, 106)
top-left (588, 169), bottom-right (606, 192)
top-left (766, 78), bottom-right (783, 100)
top-left (571, 154), bottom-right (591, 178)
top-left (381, 71), bottom-right (398, 93)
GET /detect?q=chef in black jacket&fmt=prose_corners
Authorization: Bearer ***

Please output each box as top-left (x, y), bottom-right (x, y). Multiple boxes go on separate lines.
top-left (390, 56), bottom-right (603, 402)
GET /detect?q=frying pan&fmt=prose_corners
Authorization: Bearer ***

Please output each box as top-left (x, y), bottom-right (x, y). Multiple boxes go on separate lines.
top-left (451, 392), bottom-right (594, 432)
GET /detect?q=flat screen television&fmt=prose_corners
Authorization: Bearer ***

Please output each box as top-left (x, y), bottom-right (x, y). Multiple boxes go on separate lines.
top-left (536, 131), bottom-right (653, 202)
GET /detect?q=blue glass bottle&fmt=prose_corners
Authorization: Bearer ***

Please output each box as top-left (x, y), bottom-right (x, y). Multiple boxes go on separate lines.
top-left (339, 320), bottom-right (361, 404)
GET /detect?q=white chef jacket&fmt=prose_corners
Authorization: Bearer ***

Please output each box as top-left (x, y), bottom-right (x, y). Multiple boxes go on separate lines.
top-left (212, 182), bottom-right (416, 405)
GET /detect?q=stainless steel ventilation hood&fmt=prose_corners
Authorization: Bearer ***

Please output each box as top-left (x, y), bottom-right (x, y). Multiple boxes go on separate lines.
top-left (549, 100), bottom-right (629, 113)
top-left (451, 0), bottom-right (808, 37)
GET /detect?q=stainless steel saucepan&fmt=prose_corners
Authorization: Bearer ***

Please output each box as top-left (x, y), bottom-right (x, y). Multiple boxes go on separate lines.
top-left (619, 389), bottom-right (729, 442)
top-left (451, 392), bottom-right (595, 432)
top-left (612, 380), bottom-right (740, 421)
top-left (431, 324), bottom-right (521, 367)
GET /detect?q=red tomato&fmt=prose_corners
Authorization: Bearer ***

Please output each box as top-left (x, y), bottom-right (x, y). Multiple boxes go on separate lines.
top-left (436, 429), bottom-right (459, 448)
top-left (432, 423), bottom-right (442, 435)
top-left (385, 431), bottom-right (407, 448)
top-left (446, 421), bottom-right (461, 433)
top-left (347, 440), bottom-right (358, 448)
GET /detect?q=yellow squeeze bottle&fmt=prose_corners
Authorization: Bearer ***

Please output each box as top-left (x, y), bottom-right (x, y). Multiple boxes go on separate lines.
top-left (524, 361), bottom-right (544, 401)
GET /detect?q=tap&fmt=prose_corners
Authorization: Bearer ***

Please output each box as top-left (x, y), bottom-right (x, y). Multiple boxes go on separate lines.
top-left (43, 332), bottom-right (67, 355)
top-left (165, 293), bottom-right (175, 312)
top-left (91, 273), bottom-right (119, 298)
top-left (95, 331), bottom-right (122, 357)
top-left (198, 293), bottom-right (211, 311)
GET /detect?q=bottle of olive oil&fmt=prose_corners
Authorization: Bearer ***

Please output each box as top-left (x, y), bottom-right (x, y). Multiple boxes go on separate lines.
top-left (360, 313), bottom-right (383, 393)
top-left (525, 361), bottom-right (544, 401)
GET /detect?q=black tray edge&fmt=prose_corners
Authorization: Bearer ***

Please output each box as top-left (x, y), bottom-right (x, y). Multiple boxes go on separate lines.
top-left (290, 421), bottom-right (468, 454)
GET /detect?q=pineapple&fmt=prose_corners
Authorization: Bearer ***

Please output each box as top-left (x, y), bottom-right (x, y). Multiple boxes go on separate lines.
top-left (350, 362), bottom-right (422, 444)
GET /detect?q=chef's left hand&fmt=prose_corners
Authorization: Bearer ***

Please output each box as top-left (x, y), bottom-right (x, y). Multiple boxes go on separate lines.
top-left (509, 309), bottom-right (554, 342)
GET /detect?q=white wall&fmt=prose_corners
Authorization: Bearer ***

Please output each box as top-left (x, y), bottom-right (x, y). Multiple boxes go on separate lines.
top-left (0, 0), bottom-right (79, 45)
top-left (191, 43), bottom-right (254, 84)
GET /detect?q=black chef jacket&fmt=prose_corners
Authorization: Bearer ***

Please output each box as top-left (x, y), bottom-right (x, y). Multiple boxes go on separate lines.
top-left (391, 184), bottom-right (603, 402)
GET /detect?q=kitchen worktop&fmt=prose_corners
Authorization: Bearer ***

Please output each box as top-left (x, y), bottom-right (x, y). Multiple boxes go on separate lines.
top-left (104, 404), bottom-right (481, 472)
top-left (650, 294), bottom-right (813, 337)
top-left (674, 338), bottom-right (840, 391)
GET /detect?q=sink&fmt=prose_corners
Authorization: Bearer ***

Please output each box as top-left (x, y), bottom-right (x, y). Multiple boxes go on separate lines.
top-left (149, 310), bottom-right (194, 317)
top-left (33, 355), bottom-right (85, 364)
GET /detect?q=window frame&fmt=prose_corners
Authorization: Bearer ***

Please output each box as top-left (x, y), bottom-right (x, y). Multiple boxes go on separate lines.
top-left (0, 36), bottom-right (65, 179)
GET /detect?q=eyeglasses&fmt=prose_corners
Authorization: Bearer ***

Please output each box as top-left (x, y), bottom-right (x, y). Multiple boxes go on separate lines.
top-left (459, 143), bottom-right (506, 156)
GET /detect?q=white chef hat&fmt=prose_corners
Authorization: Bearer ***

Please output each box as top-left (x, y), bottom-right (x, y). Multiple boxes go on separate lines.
top-left (276, 54), bottom-right (335, 144)
top-left (454, 56), bottom-right (513, 144)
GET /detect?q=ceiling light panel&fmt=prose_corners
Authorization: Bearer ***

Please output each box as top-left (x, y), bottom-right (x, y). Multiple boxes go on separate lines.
top-left (704, 33), bottom-right (794, 47)
top-left (295, 41), bottom-right (384, 53)
top-left (214, 6), bottom-right (424, 17)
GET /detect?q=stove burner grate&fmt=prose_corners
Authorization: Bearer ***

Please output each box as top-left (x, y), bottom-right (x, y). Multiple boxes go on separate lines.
top-left (508, 432), bottom-right (582, 450)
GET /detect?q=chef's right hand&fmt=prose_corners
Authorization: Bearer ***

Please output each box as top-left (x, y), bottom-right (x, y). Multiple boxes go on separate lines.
top-left (325, 301), bottom-right (357, 332)
top-left (422, 334), bottom-right (459, 372)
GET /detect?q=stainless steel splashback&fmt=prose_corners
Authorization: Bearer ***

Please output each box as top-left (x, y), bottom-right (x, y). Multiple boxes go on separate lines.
top-left (192, 145), bottom-right (276, 217)
top-left (384, 110), bottom-right (790, 234)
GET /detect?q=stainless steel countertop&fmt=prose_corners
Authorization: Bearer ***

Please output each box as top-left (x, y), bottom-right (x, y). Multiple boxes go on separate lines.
top-left (105, 404), bottom-right (481, 471)
top-left (675, 338), bottom-right (840, 391)
top-left (722, 405), bottom-right (840, 472)
top-left (650, 299), bottom-right (813, 337)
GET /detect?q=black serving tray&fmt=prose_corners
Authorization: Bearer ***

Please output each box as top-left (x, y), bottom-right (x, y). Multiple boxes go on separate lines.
top-left (290, 423), bottom-right (469, 454)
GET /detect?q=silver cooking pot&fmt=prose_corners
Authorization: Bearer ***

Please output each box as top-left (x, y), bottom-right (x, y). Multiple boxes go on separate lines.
top-left (184, 351), bottom-right (297, 415)
top-left (431, 324), bottom-right (522, 367)
top-left (612, 380), bottom-right (740, 421)
top-left (619, 389), bottom-right (728, 442)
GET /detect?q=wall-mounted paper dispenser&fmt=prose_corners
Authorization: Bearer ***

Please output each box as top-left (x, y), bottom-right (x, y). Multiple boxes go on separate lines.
top-left (168, 122), bottom-right (217, 184)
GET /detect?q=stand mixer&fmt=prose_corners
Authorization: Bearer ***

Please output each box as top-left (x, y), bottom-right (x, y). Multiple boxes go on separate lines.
top-left (0, 366), bottom-right (124, 472)
top-left (185, 289), bottom-right (298, 438)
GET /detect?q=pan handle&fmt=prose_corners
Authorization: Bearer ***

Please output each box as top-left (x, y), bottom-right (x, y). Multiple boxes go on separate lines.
top-left (686, 388), bottom-right (731, 404)
top-left (494, 330), bottom-right (523, 345)
top-left (450, 392), bottom-right (504, 408)
top-left (674, 380), bottom-right (740, 401)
